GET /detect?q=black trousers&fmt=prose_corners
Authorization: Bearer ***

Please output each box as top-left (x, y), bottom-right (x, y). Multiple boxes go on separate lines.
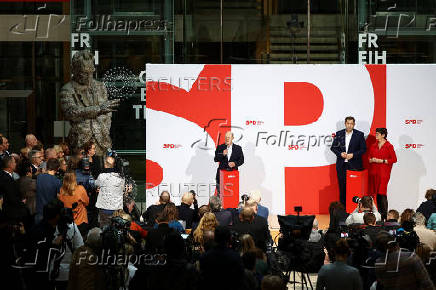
top-left (377, 194), bottom-right (388, 221)
top-left (216, 169), bottom-right (221, 195)
top-left (337, 163), bottom-right (350, 207)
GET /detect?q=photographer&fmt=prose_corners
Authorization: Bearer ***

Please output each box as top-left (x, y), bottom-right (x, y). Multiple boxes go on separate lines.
top-left (50, 206), bottom-right (84, 290)
top-left (345, 196), bottom-right (381, 225)
top-left (26, 199), bottom-right (83, 290)
top-left (95, 156), bottom-right (125, 228)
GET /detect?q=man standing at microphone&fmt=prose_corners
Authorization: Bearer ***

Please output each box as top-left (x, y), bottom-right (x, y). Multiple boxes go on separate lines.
top-left (331, 116), bottom-right (366, 207)
top-left (214, 131), bottom-right (244, 195)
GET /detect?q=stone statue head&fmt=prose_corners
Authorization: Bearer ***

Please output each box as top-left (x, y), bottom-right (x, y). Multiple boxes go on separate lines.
top-left (72, 50), bottom-right (95, 85)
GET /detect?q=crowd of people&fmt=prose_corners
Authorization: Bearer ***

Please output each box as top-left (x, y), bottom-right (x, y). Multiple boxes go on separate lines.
top-left (1, 133), bottom-right (436, 290)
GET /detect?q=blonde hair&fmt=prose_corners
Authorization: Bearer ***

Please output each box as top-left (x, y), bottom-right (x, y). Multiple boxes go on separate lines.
top-left (193, 212), bottom-right (218, 245)
top-left (61, 171), bottom-right (77, 196)
top-left (53, 145), bottom-right (64, 157)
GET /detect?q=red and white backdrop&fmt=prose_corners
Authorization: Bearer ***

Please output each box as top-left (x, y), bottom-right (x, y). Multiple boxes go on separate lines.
top-left (145, 64), bottom-right (436, 215)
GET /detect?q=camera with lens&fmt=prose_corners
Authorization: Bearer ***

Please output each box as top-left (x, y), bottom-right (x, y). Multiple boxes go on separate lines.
top-left (352, 196), bottom-right (361, 204)
top-left (57, 203), bottom-right (77, 238)
top-left (102, 216), bottom-right (132, 254)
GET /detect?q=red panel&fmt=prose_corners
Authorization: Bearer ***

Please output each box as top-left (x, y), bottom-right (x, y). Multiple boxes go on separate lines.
top-left (284, 82), bottom-right (324, 126)
top-left (220, 170), bottom-right (240, 209)
top-left (145, 159), bottom-right (163, 189)
top-left (285, 165), bottom-right (339, 215)
top-left (147, 65), bottom-right (231, 146)
top-left (363, 65), bottom-right (387, 170)
top-left (146, 65), bottom-right (232, 189)
top-left (346, 169), bottom-right (368, 213)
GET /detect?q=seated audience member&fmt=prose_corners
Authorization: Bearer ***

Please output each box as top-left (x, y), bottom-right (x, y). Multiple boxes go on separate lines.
top-left (95, 156), bottom-right (125, 228)
top-left (345, 196), bottom-right (381, 225)
top-left (384, 209), bottom-right (400, 226)
top-left (142, 190), bottom-right (170, 226)
top-left (191, 204), bottom-right (210, 232)
top-left (363, 212), bottom-right (382, 245)
top-left (316, 239), bottom-right (363, 290)
top-left (145, 211), bottom-right (177, 253)
top-left (397, 208), bottom-right (420, 252)
top-left (248, 190), bottom-right (269, 220)
top-left (414, 212), bottom-right (436, 251)
top-left (153, 203), bottom-right (184, 233)
top-left (177, 191), bottom-right (198, 229)
top-left (240, 249), bottom-right (260, 290)
top-left (129, 232), bottom-right (198, 290)
top-left (400, 208), bottom-right (415, 224)
top-left (209, 196), bottom-right (232, 227)
top-left (375, 231), bottom-right (435, 290)
top-left (68, 227), bottom-right (105, 290)
top-left (240, 234), bottom-right (268, 277)
top-left (231, 207), bottom-right (269, 252)
top-left (417, 189), bottom-right (436, 221)
top-left (35, 158), bottom-right (61, 223)
top-left (58, 170), bottom-right (89, 236)
top-left (199, 226), bottom-right (245, 290)
top-left (193, 212), bottom-right (218, 250)
top-left (261, 275), bottom-right (286, 290)
top-left (427, 213), bottom-right (436, 230)
top-left (309, 217), bottom-right (322, 242)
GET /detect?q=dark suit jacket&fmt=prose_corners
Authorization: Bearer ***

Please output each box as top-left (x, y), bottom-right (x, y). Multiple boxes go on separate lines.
top-left (213, 210), bottom-right (233, 227)
top-left (331, 129), bottom-right (366, 171)
top-left (142, 203), bottom-right (166, 226)
top-left (231, 215), bottom-right (270, 252)
top-left (199, 246), bottom-right (245, 290)
top-left (177, 202), bottom-right (198, 229)
top-left (214, 143), bottom-right (244, 171)
top-left (0, 170), bottom-right (20, 208)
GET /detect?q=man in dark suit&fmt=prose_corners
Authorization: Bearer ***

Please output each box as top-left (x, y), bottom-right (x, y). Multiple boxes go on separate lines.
top-left (0, 156), bottom-right (30, 227)
top-left (231, 206), bottom-right (270, 252)
top-left (142, 190), bottom-right (170, 226)
top-left (331, 116), bottom-right (367, 207)
top-left (214, 131), bottom-right (244, 195)
top-left (199, 226), bottom-right (245, 290)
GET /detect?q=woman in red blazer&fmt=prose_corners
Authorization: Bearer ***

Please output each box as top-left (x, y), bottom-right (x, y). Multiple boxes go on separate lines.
top-left (368, 128), bottom-right (397, 221)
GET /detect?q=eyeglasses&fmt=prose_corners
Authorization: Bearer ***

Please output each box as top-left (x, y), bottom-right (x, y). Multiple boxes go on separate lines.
top-left (33, 155), bottom-right (43, 159)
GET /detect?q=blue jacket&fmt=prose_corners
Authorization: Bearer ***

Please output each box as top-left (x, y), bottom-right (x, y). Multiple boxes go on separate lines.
top-left (427, 213), bottom-right (436, 230)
